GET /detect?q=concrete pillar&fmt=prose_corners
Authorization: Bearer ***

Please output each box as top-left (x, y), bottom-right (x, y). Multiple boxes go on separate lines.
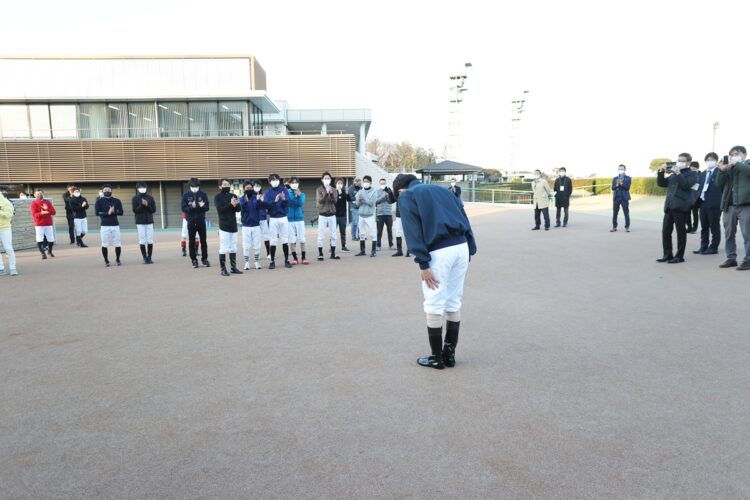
top-left (321, 123), bottom-right (327, 135)
top-left (359, 122), bottom-right (366, 155)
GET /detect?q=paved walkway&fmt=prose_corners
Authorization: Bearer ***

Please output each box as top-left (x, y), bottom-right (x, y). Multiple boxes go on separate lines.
top-left (1, 204), bottom-right (748, 499)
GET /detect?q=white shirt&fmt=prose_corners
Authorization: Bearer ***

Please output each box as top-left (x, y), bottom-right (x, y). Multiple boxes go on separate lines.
top-left (700, 168), bottom-right (716, 201)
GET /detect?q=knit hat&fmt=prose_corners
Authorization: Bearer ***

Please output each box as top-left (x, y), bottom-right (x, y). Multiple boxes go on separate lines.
top-left (392, 174), bottom-right (418, 199)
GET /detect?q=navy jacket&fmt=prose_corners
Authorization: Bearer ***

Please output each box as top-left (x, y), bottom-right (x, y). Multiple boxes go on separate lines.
top-left (398, 180), bottom-right (477, 270)
top-left (240, 193), bottom-right (264, 227)
top-left (347, 185), bottom-right (361, 210)
top-left (657, 169), bottom-right (699, 212)
top-left (612, 175), bottom-right (631, 201)
top-left (181, 190), bottom-right (210, 224)
top-left (699, 169), bottom-right (722, 210)
top-left (263, 186), bottom-right (289, 218)
top-left (95, 197), bottom-right (124, 226)
top-left (553, 177), bottom-right (573, 206)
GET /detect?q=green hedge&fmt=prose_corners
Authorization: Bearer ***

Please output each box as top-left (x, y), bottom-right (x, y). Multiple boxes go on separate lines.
top-left (572, 177), bottom-right (662, 196)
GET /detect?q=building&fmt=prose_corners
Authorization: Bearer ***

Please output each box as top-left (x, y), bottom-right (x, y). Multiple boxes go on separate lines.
top-left (0, 55), bottom-right (372, 230)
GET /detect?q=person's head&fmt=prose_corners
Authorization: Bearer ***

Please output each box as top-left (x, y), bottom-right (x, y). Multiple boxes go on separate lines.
top-left (533, 169), bottom-right (541, 180)
top-left (35, 188), bottom-right (45, 199)
top-left (451, 177), bottom-right (458, 186)
top-left (136, 181), bottom-right (148, 194)
top-left (189, 177), bottom-right (200, 193)
top-left (354, 177), bottom-right (362, 188)
top-left (335, 177), bottom-right (344, 190)
top-left (363, 175), bottom-right (372, 188)
top-left (379, 178), bottom-right (387, 189)
top-left (283, 177), bottom-right (291, 188)
top-left (243, 180), bottom-right (254, 193)
top-left (321, 171), bottom-right (332, 186)
top-left (253, 180), bottom-right (263, 193)
top-left (67, 184), bottom-right (75, 193)
top-left (689, 161), bottom-right (700, 171)
top-left (729, 146), bottom-right (747, 163)
top-left (618, 164), bottom-right (626, 175)
top-left (559, 167), bottom-right (566, 177)
top-left (289, 177), bottom-right (299, 190)
top-left (268, 173), bottom-right (281, 188)
top-left (73, 187), bottom-right (81, 197)
top-left (219, 178), bottom-right (231, 193)
top-left (677, 153), bottom-right (692, 169)
top-left (102, 184), bottom-right (113, 197)
top-left (392, 173), bottom-right (418, 199)
top-left (0, 185), bottom-right (8, 197)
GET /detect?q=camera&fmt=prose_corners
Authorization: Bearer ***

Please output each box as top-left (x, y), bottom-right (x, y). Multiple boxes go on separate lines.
top-left (665, 162), bottom-right (676, 173)
top-left (723, 155), bottom-right (729, 165)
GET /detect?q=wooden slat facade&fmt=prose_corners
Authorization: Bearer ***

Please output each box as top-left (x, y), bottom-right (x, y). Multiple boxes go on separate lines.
top-left (0, 135), bottom-right (356, 184)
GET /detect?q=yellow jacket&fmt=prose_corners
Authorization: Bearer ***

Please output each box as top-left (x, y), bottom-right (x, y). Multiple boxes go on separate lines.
top-left (0, 194), bottom-right (14, 230)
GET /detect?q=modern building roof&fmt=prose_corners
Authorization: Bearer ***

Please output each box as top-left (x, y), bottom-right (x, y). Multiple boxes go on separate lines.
top-left (416, 160), bottom-right (483, 175)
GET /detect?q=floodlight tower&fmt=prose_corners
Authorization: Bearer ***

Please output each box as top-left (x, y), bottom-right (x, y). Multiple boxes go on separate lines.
top-left (447, 62), bottom-right (472, 161)
top-left (510, 90), bottom-right (530, 178)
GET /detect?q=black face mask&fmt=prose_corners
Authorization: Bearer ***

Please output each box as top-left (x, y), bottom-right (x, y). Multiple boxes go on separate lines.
top-left (103, 192), bottom-right (112, 198)
top-left (245, 189), bottom-right (253, 195)
top-left (221, 187), bottom-right (231, 194)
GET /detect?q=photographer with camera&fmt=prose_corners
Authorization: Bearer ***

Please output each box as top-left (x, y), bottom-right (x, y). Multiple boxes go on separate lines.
top-left (656, 153), bottom-right (700, 264)
top-left (716, 146), bottom-right (750, 270)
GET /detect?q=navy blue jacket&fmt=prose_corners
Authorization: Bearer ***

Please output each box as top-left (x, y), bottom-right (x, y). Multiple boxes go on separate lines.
top-left (181, 190), bottom-right (210, 224)
top-left (612, 175), bottom-right (631, 201)
top-left (263, 186), bottom-right (289, 218)
top-left (94, 197), bottom-right (124, 226)
top-left (698, 169), bottom-right (722, 210)
top-left (240, 193), bottom-right (264, 227)
top-left (398, 180), bottom-right (477, 270)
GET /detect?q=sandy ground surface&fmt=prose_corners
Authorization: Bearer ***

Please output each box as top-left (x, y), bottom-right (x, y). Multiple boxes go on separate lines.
top-left (1, 202), bottom-right (748, 499)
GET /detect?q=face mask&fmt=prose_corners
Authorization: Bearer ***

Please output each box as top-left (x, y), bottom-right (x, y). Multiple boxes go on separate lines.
top-left (245, 189), bottom-right (253, 195)
top-left (37, 193), bottom-right (44, 199)
top-left (103, 192), bottom-right (112, 198)
top-left (676, 162), bottom-right (687, 169)
top-left (559, 172), bottom-right (566, 177)
top-left (731, 155), bottom-right (742, 164)
top-left (138, 188), bottom-right (147, 194)
top-left (336, 184), bottom-right (343, 190)
top-left (73, 192), bottom-right (81, 197)
top-left (706, 161), bottom-right (717, 169)
top-left (379, 184), bottom-right (386, 190)
top-left (290, 183), bottom-right (299, 190)
top-left (618, 169), bottom-right (625, 175)
top-left (363, 182), bottom-right (371, 189)
top-left (270, 180), bottom-right (280, 188)
top-left (451, 182), bottom-right (456, 186)
top-left (190, 187), bottom-right (199, 193)
top-left (221, 187), bottom-right (230, 194)
top-left (253, 186), bottom-right (261, 193)
top-left (322, 179), bottom-right (331, 186)
top-left (533, 175), bottom-right (540, 180)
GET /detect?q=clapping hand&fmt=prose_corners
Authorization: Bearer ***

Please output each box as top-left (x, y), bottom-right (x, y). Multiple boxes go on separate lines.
top-left (198, 200), bottom-right (205, 208)
top-left (108, 206), bottom-right (115, 215)
top-left (141, 198), bottom-right (149, 207)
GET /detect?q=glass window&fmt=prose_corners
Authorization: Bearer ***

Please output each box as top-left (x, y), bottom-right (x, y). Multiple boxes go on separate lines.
top-left (107, 103), bottom-right (128, 138)
top-left (50, 104), bottom-right (78, 138)
top-left (0, 104), bottom-right (30, 138)
top-left (157, 102), bottom-right (188, 137)
top-left (189, 101), bottom-right (218, 137)
top-left (218, 101), bottom-right (248, 136)
top-left (79, 103), bottom-right (109, 139)
top-left (29, 104), bottom-right (51, 139)
top-left (128, 102), bottom-right (157, 138)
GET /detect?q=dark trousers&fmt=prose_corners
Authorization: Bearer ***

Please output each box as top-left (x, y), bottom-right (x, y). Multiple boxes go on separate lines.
top-left (336, 215), bottom-right (347, 247)
top-left (686, 203), bottom-right (700, 232)
top-left (699, 206), bottom-right (721, 250)
top-left (188, 221), bottom-right (208, 260)
top-left (534, 207), bottom-right (550, 228)
top-left (613, 199), bottom-right (630, 228)
top-left (662, 209), bottom-right (688, 259)
top-left (66, 212), bottom-right (75, 243)
top-left (376, 215), bottom-right (393, 247)
top-left (555, 206), bottom-right (569, 225)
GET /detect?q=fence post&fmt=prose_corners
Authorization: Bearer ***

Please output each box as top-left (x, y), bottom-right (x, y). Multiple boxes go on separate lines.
top-left (492, 190), bottom-right (495, 203)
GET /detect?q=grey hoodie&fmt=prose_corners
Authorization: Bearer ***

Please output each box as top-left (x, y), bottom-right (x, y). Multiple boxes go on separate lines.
top-left (355, 187), bottom-right (386, 217)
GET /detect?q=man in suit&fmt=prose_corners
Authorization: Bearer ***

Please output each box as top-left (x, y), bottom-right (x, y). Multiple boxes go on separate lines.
top-left (449, 177), bottom-right (462, 199)
top-left (611, 165), bottom-right (631, 232)
top-left (553, 167), bottom-right (573, 227)
top-left (656, 153), bottom-right (700, 264)
top-left (686, 161), bottom-right (702, 233)
top-left (693, 153), bottom-right (722, 255)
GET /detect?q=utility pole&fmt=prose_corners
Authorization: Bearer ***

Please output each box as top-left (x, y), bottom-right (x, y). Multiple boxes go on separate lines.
top-left (510, 90), bottom-right (530, 179)
top-left (712, 121), bottom-right (720, 151)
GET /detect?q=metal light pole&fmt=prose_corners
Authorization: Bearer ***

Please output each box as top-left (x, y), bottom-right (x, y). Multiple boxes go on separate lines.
top-left (712, 121), bottom-right (720, 151)
top-left (447, 62), bottom-right (472, 161)
top-left (509, 90), bottom-right (530, 179)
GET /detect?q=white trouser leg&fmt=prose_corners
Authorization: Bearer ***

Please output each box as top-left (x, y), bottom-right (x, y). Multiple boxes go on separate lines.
top-left (74, 218), bottom-right (88, 237)
top-left (100, 226), bottom-right (122, 247)
top-left (219, 230), bottom-right (237, 254)
top-left (318, 215), bottom-right (337, 247)
top-left (35, 225), bottom-right (55, 243)
top-left (269, 217), bottom-right (288, 245)
top-left (393, 217), bottom-right (404, 238)
top-left (0, 229), bottom-right (16, 270)
top-left (358, 216), bottom-right (376, 241)
top-left (137, 224), bottom-right (154, 244)
top-left (422, 243), bottom-right (470, 315)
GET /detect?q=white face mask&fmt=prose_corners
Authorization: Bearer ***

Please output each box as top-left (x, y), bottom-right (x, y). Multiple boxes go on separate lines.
top-left (618, 169), bottom-right (625, 175)
top-left (322, 179), bottom-right (331, 186)
top-left (138, 188), bottom-right (147, 194)
top-left (363, 182), bottom-right (371, 189)
top-left (559, 172), bottom-right (566, 177)
top-left (379, 184), bottom-right (386, 190)
top-left (190, 187), bottom-right (199, 193)
top-left (676, 162), bottom-right (687, 169)
top-left (290, 183), bottom-right (299, 190)
top-left (270, 180), bottom-right (280, 188)
top-left (731, 155), bottom-right (743, 164)
top-left (533, 174), bottom-right (540, 180)
top-left (336, 184), bottom-right (343, 190)
top-left (706, 161), bottom-right (717, 169)
top-left (253, 186), bottom-right (261, 193)
top-left (450, 182), bottom-right (456, 186)
top-left (73, 191), bottom-right (81, 197)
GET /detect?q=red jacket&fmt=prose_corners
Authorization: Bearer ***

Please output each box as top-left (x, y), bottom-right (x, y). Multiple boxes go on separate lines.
top-left (30, 198), bottom-right (57, 226)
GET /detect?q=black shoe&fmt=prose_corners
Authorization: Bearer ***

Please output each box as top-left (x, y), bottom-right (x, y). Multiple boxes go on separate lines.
top-left (693, 248), bottom-right (706, 254)
top-left (143, 258), bottom-right (149, 265)
top-left (269, 261), bottom-right (276, 270)
top-left (355, 251), bottom-right (366, 256)
top-left (41, 253), bottom-right (47, 260)
top-left (656, 256), bottom-right (673, 263)
top-left (392, 250), bottom-right (404, 257)
top-left (70, 240), bottom-right (76, 245)
top-left (202, 259), bottom-right (210, 267)
top-left (230, 267), bottom-right (243, 274)
top-left (610, 227), bottom-right (617, 232)
top-left (192, 259), bottom-right (199, 268)
top-left (341, 246), bottom-right (351, 253)
top-left (667, 257), bottom-right (685, 264)
top-left (701, 249), bottom-right (718, 255)
top-left (48, 249), bottom-right (55, 258)
top-left (625, 228), bottom-right (630, 232)
top-left (116, 259), bottom-right (121, 266)
top-left (330, 254), bottom-right (340, 260)
top-left (719, 259), bottom-right (737, 268)
top-left (182, 247), bottom-right (187, 257)
top-left (405, 252), bottom-right (411, 258)
top-left (317, 255), bottom-right (325, 261)
top-left (737, 261), bottom-right (750, 271)
top-left (417, 355), bottom-right (445, 370)
top-left (104, 261), bottom-right (110, 267)
top-left (563, 223), bottom-right (567, 227)
top-left (220, 268), bottom-right (230, 277)
top-left (544, 226), bottom-right (550, 231)
top-left (370, 251), bottom-right (376, 257)
top-left (79, 240), bottom-right (88, 248)
top-left (442, 344), bottom-right (456, 368)
top-left (284, 261), bottom-right (293, 269)
top-left (531, 226), bottom-right (540, 231)
top-left (555, 222), bottom-right (561, 227)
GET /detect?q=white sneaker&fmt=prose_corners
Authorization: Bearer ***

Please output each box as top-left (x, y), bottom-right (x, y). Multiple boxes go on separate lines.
top-left (10, 269), bottom-right (18, 276)
top-left (254, 262), bottom-right (262, 270)
top-left (243, 262), bottom-right (250, 270)
top-left (266, 254), bottom-right (271, 260)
